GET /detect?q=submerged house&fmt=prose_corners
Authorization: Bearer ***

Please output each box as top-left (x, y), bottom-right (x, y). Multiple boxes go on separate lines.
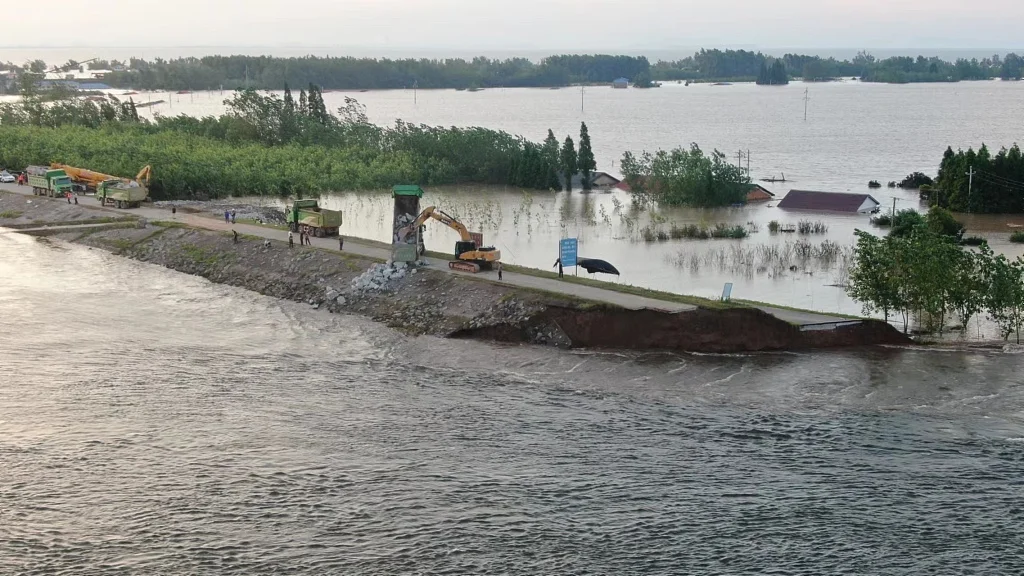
top-left (746, 184), bottom-right (775, 202)
top-left (612, 77), bottom-right (629, 89)
top-left (558, 171), bottom-right (622, 190)
top-left (777, 190), bottom-right (880, 213)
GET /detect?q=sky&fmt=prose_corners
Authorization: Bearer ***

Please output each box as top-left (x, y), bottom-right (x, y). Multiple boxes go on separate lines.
top-left (4, 0), bottom-right (1023, 54)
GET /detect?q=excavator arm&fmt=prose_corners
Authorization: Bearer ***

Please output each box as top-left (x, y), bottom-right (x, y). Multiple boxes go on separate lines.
top-left (399, 205), bottom-right (472, 242)
top-left (135, 165), bottom-right (152, 187)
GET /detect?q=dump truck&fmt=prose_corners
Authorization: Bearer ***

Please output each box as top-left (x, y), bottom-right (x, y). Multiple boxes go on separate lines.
top-left (285, 199), bottom-right (342, 237)
top-left (26, 166), bottom-right (75, 198)
top-left (96, 179), bottom-right (148, 208)
top-left (391, 184), bottom-right (424, 263)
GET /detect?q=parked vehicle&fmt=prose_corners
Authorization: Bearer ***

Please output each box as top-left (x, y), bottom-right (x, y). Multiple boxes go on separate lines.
top-left (26, 166), bottom-right (75, 198)
top-left (0, 171), bottom-right (15, 183)
top-left (96, 179), bottom-right (148, 208)
top-left (285, 199), bottom-right (342, 237)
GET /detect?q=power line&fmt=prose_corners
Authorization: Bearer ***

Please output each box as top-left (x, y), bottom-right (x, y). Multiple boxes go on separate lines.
top-left (976, 169), bottom-right (1024, 188)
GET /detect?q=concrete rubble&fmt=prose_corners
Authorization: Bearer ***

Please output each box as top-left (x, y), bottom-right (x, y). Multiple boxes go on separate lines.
top-left (349, 260), bottom-right (413, 293)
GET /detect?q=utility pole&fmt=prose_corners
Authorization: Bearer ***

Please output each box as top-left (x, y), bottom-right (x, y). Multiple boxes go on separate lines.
top-left (892, 197), bottom-right (899, 216)
top-left (580, 84), bottom-right (584, 113)
top-left (966, 165), bottom-right (975, 213)
top-left (413, 80), bottom-right (418, 105)
top-left (747, 149), bottom-right (750, 175)
top-left (803, 88), bottom-right (810, 121)
top-left (737, 150), bottom-right (744, 170)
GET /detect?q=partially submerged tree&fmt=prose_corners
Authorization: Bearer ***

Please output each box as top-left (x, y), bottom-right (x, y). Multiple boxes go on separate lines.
top-left (577, 122), bottom-right (596, 190)
top-left (619, 143), bottom-right (749, 207)
top-left (560, 135), bottom-right (577, 191)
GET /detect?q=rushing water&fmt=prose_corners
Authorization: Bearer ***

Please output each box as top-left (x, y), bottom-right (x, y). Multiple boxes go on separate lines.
top-left (2, 229), bottom-right (1024, 574)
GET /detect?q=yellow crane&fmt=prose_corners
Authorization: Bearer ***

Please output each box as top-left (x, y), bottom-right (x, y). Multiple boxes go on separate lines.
top-left (399, 206), bottom-right (500, 273)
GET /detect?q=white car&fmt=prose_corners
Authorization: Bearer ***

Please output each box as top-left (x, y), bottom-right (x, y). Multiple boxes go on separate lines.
top-left (0, 171), bottom-right (15, 183)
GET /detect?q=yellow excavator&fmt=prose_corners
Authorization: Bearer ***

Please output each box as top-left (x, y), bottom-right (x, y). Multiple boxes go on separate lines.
top-left (399, 206), bottom-right (500, 273)
top-left (51, 163), bottom-right (152, 193)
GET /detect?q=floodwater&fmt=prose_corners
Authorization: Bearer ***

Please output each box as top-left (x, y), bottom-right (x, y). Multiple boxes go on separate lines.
top-left (235, 186), bottom-right (1024, 329)
top-left (139, 81), bottom-right (1024, 322)
top-left (2, 226), bottom-right (1024, 574)
top-left (7, 80), bottom-right (1024, 321)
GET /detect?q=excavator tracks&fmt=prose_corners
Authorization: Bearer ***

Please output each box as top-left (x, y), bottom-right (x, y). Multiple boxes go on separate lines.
top-left (448, 261), bottom-right (482, 273)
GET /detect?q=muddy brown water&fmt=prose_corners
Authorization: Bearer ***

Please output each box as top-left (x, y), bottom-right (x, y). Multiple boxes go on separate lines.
top-left (2, 226), bottom-right (1024, 574)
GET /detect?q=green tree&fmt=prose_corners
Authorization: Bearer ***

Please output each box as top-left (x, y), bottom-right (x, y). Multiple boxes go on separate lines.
top-left (802, 60), bottom-right (829, 81)
top-left (756, 61), bottom-right (770, 84)
top-left (577, 122), bottom-right (596, 190)
top-left (948, 245), bottom-right (991, 331)
top-left (924, 206), bottom-right (965, 241)
top-left (985, 254), bottom-right (1024, 342)
top-left (632, 70), bottom-right (654, 88)
top-left (620, 143), bottom-right (750, 207)
top-left (847, 230), bottom-right (899, 322)
top-left (560, 135), bottom-right (578, 191)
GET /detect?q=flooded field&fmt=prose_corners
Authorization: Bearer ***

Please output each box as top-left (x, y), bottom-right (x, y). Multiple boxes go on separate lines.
top-left (233, 185), bottom-right (1024, 327)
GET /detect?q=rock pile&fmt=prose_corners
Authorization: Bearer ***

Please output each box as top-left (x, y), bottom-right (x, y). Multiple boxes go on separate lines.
top-left (350, 261), bottom-right (410, 293)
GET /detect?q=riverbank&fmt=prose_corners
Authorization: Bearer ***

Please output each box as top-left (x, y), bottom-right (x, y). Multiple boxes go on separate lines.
top-left (0, 190), bottom-right (908, 353)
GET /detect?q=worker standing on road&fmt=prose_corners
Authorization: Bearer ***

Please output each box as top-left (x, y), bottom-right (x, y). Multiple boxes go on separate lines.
top-left (73, 196), bottom-right (78, 205)
top-left (339, 236), bottom-right (344, 251)
top-left (224, 210), bottom-right (230, 223)
top-left (66, 192), bottom-right (72, 204)
top-left (497, 261), bottom-right (503, 281)
top-left (230, 209), bottom-right (236, 224)
top-left (554, 258), bottom-right (563, 278)
top-left (288, 231), bottom-right (294, 248)
top-left (172, 205), bottom-right (177, 215)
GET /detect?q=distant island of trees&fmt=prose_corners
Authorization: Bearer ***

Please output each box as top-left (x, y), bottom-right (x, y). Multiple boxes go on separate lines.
top-left (1, 50), bottom-right (1021, 92)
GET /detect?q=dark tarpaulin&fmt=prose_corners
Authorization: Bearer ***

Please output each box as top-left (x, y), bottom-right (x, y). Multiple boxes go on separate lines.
top-left (577, 258), bottom-right (620, 275)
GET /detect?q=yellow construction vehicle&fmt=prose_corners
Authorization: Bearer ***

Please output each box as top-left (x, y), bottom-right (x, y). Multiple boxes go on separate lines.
top-left (399, 206), bottom-right (500, 273)
top-left (51, 163), bottom-right (152, 193)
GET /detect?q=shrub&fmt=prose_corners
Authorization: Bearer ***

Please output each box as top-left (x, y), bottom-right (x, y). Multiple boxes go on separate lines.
top-left (768, 220), bottom-right (781, 233)
top-left (797, 220), bottom-right (828, 234)
top-left (1011, 231), bottom-right (1024, 243)
top-left (868, 180), bottom-right (881, 188)
top-left (710, 224), bottom-right (748, 239)
top-left (961, 235), bottom-right (986, 246)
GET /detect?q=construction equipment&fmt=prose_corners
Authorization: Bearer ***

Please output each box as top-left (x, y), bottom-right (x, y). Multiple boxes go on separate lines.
top-left (51, 163), bottom-right (152, 193)
top-left (398, 206), bottom-right (500, 272)
top-left (286, 199), bottom-right (343, 237)
top-left (26, 166), bottom-right (75, 198)
top-left (96, 179), bottom-right (147, 208)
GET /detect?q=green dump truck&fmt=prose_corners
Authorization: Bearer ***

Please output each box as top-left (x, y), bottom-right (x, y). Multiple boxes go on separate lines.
top-left (286, 199), bottom-right (342, 237)
top-left (96, 179), bottom-right (148, 209)
top-left (26, 165), bottom-right (75, 198)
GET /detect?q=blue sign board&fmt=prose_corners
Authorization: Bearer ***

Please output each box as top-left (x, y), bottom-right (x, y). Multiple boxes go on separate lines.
top-left (559, 238), bottom-right (578, 267)
top-left (721, 282), bottom-right (733, 302)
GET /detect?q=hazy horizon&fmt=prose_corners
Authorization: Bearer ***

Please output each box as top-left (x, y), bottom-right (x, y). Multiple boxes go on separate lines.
top-left (4, 0), bottom-right (1023, 56)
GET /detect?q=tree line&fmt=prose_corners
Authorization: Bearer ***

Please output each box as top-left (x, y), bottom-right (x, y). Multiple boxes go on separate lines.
top-left (651, 49), bottom-right (1023, 83)
top-left (5, 50), bottom-right (1020, 93)
top-left (848, 208), bottom-right (1024, 341)
top-left (930, 144), bottom-right (1024, 213)
top-left (53, 55), bottom-right (648, 91)
top-left (0, 82), bottom-right (600, 198)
